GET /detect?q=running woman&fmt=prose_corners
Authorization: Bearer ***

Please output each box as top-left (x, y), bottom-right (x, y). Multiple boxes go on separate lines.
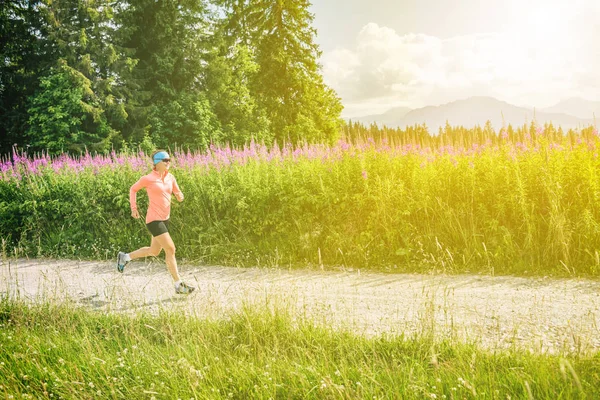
top-left (116, 150), bottom-right (195, 294)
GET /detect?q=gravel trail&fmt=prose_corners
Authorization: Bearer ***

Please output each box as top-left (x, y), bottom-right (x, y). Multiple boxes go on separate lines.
top-left (2, 258), bottom-right (599, 353)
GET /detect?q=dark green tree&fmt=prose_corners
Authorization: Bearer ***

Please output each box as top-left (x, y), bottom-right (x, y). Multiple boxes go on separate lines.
top-left (26, 60), bottom-right (111, 153)
top-left (249, 0), bottom-right (342, 144)
top-left (204, 1), bottom-right (272, 145)
top-left (214, 0), bottom-right (342, 145)
top-left (40, 0), bottom-right (138, 149)
top-left (0, 0), bottom-right (54, 155)
top-left (2, 0), bottom-right (138, 154)
top-left (121, 0), bottom-right (222, 149)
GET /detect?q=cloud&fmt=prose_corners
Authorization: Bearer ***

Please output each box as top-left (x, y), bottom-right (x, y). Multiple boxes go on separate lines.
top-left (322, 10), bottom-right (600, 118)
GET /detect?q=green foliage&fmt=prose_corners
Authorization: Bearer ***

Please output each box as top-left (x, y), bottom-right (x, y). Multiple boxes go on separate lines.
top-left (40, 0), bottom-right (136, 151)
top-left (0, 0), bottom-right (53, 152)
top-left (1, 0), bottom-right (342, 155)
top-left (119, 0), bottom-right (222, 148)
top-left (3, 128), bottom-right (600, 277)
top-left (242, 0), bottom-right (344, 144)
top-left (147, 92), bottom-right (223, 150)
top-left (203, 43), bottom-right (272, 146)
top-left (26, 62), bottom-right (113, 154)
top-left (0, 161), bottom-right (146, 259)
top-left (1, 299), bottom-right (599, 399)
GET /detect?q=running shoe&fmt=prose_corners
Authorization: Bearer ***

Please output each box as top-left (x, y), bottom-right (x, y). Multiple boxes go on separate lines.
top-left (175, 282), bottom-right (196, 294)
top-left (116, 251), bottom-right (129, 273)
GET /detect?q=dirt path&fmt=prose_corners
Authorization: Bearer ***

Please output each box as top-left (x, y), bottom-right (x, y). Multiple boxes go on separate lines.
top-left (2, 258), bottom-right (600, 354)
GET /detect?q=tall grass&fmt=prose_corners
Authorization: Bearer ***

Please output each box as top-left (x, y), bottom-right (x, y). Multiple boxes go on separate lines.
top-left (1, 298), bottom-right (598, 399)
top-left (2, 124), bottom-right (600, 276)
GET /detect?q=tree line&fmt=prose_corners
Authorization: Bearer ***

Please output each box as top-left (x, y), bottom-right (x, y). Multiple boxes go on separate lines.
top-left (0, 0), bottom-right (343, 156)
top-left (342, 119), bottom-right (599, 149)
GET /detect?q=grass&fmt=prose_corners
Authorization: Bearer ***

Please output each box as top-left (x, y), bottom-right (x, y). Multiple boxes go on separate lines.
top-left (3, 128), bottom-right (600, 397)
top-left (4, 129), bottom-right (600, 277)
top-left (0, 297), bottom-right (598, 399)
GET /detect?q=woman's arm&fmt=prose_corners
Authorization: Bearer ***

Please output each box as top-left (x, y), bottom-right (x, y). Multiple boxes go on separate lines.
top-left (129, 177), bottom-right (146, 218)
top-left (173, 177), bottom-right (184, 202)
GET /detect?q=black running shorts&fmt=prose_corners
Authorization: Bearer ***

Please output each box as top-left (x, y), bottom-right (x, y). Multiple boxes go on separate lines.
top-left (146, 219), bottom-right (170, 237)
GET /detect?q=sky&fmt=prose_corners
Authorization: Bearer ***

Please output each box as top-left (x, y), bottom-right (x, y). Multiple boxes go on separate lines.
top-left (309, 0), bottom-right (600, 118)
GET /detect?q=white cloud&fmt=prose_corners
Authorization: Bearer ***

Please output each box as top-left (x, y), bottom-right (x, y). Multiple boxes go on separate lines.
top-left (322, 5), bottom-right (600, 118)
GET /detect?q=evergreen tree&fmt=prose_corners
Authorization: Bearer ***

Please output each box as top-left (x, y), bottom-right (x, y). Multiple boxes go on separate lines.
top-left (203, 2), bottom-right (271, 146)
top-left (0, 0), bottom-right (53, 155)
top-left (4, 0), bottom-right (139, 154)
top-left (121, 0), bottom-right (222, 149)
top-left (203, 42), bottom-right (271, 146)
top-left (237, 0), bottom-right (342, 144)
top-left (26, 60), bottom-right (111, 153)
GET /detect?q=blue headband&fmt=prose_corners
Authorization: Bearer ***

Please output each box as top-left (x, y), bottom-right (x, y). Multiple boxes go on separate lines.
top-left (153, 151), bottom-right (170, 165)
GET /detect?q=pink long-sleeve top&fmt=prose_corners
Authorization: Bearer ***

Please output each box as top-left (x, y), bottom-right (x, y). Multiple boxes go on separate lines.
top-left (130, 170), bottom-right (182, 223)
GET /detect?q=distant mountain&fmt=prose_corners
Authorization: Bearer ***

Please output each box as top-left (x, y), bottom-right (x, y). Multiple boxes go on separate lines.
top-left (350, 106), bottom-right (412, 126)
top-left (351, 96), bottom-right (596, 132)
top-left (541, 97), bottom-right (600, 120)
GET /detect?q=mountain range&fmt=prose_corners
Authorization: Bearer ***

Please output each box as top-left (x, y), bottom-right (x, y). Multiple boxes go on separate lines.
top-left (351, 97), bottom-right (599, 132)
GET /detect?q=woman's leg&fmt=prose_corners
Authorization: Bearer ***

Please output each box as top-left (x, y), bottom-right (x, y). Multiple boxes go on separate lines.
top-left (129, 236), bottom-right (163, 260)
top-left (152, 232), bottom-right (180, 282)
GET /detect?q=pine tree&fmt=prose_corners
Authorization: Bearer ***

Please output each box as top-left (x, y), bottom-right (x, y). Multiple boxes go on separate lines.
top-left (23, 0), bottom-right (140, 153)
top-left (204, 1), bottom-right (271, 146)
top-left (121, 0), bottom-right (222, 149)
top-left (240, 0), bottom-right (342, 144)
top-left (26, 60), bottom-right (111, 153)
top-left (0, 0), bottom-right (53, 155)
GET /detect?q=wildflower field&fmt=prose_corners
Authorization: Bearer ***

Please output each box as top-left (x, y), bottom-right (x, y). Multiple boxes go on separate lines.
top-left (3, 124), bottom-right (600, 399)
top-left (2, 124), bottom-right (600, 276)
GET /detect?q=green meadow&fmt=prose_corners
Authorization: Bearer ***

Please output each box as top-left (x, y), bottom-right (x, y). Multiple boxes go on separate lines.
top-left (3, 126), bottom-right (600, 398)
top-left (4, 1), bottom-right (599, 398)
top-left (3, 126), bottom-right (600, 277)
top-left (1, 298), bottom-right (599, 399)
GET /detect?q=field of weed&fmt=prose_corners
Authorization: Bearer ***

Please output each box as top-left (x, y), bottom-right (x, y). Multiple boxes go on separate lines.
top-left (2, 124), bottom-right (600, 275)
